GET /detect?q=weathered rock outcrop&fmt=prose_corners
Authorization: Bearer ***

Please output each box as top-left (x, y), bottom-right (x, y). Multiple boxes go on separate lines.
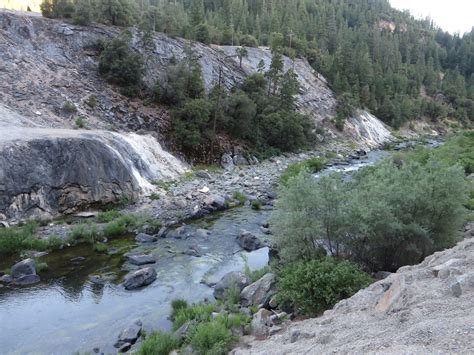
top-left (233, 236), bottom-right (474, 354)
top-left (0, 114), bottom-right (187, 220)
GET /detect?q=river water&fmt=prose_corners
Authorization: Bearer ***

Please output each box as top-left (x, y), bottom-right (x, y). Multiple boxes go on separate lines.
top-left (0, 143), bottom-right (433, 354)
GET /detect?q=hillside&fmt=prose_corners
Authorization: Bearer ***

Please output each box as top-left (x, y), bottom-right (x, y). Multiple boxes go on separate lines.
top-left (234, 225), bottom-right (474, 354)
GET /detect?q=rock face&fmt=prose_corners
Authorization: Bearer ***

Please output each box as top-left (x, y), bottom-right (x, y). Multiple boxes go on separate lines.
top-left (213, 271), bottom-right (251, 300)
top-left (0, 116), bottom-right (188, 220)
top-left (123, 267), bottom-right (157, 290)
top-left (233, 237), bottom-right (474, 354)
top-left (240, 273), bottom-right (276, 307)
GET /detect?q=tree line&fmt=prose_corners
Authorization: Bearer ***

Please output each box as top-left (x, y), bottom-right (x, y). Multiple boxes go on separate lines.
top-left (41, 0), bottom-right (473, 127)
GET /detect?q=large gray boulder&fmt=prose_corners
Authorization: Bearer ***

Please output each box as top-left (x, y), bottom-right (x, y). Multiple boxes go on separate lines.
top-left (213, 271), bottom-right (252, 300)
top-left (236, 230), bottom-right (264, 251)
top-left (123, 267), bottom-right (157, 290)
top-left (11, 274), bottom-right (41, 286)
top-left (240, 273), bottom-right (276, 307)
top-left (11, 258), bottom-right (36, 278)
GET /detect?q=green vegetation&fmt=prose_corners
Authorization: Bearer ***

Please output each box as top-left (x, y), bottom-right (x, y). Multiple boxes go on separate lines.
top-left (232, 191), bottom-right (247, 205)
top-left (35, 261), bottom-right (49, 273)
top-left (141, 296), bottom-right (250, 354)
top-left (62, 101), bottom-right (77, 113)
top-left (138, 332), bottom-right (179, 355)
top-left (280, 157), bottom-right (326, 187)
top-left (93, 243), bottom-right (108, 253)
top-left (69, 223), bottom-right (100, 244)
top-left (151, 180), bottom-right (176, 191)
top-left (272, 136), bottom-right (470, 271)
top-left (157, 50), bottom-right (314, 158)
top-left (0, 222), bottom-right (63, 256)
top-left (250, 199), bottom-right (263, 210)
top-left (148, 193), bottom-right (161, 201)
top-left (74, 117), bottom-right (87, 129)
top-left (96, 210), bottom-right (123, 223)
top-left (41, 0), bottom-right (474, 129)
top-left (85, 95), bottom-right (98, 108)
top-left (244, 265), bottom-right (271, 283)
top-left (98, 33), bottom-right (144, 96)
top-left (276, 258), bottom-right (372, 316)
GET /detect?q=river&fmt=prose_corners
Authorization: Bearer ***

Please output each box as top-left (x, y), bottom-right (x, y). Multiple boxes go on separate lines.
top-left (0, 142), bottom-right (437, 354)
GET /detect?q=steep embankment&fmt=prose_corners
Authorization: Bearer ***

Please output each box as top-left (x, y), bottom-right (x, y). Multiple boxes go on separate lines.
top-left (0, 10), bottom-right (391, 220)
top-left (234, 226), bottom-right (474, 354)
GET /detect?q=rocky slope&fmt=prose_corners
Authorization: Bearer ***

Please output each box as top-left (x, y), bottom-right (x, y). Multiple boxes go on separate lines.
top-left (0, 9), bottom-right (392, 220)
top-left (233, 225), bottom-right (474, 354)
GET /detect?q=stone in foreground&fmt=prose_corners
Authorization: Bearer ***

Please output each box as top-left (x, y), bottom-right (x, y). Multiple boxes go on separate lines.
top-left (214, 271), bottom-right (251, 300)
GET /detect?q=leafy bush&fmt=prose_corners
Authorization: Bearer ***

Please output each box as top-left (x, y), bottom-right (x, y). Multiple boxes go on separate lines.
top-left (138, 331), bottom-right (179, 355)
top-left (280, 157), bottom-right (326, 187)
top-left (98, 35), bottom-right (144, 91)
top-left (172, 302), bottom-right (215, 331)
top-left (62, 101), bottom-right (77, 113)
top-left (188, 319), bottom-right (234, 355)
top-left (276, 258), bottom-right (372, 316)
top-left (75, 117), bottom-right (86, 129)
top-left (272, 147), bottom-right (469, 271)
top-left (97, 210), bottom-right (123, 223)
top-left (85, 95), bottom-right (98, 108)
top-left (102, 220), bottom-right (127, 238)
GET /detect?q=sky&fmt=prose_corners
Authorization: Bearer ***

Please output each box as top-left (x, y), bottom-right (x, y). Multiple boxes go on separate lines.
top-left (390, 0), bottom-right (473, 35)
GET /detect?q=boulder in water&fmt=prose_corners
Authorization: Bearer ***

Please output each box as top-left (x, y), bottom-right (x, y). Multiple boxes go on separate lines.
top-left (237, 230), bottom-right (264, 251)
top-left (135, 233), bottom-right (157, 243)
top-left (123, 268), bottom-right (157, 290)
top-left (126, 254), bottom-right (156, 266)
top-left (11, 258), bottom-right (36, 278)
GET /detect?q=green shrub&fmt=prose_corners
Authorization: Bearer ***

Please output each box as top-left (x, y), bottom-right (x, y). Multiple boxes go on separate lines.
top-left (93, 243), bottom-right (108, 253)
top-left (86, 95), bottom-right (98, 108)
top-left (97, 210), bottom-right (123, 223)
top-left (69, 224), bottom-right (99, 244)
top-left (98, 35), bottom-right (144, 92)
top-left (102, 220), bottom-right (126, 238)
top-left (62, 101), bottom-right (77, 113)
top-left (280, 157), bottom-right (326, 187)
top-left (172, 303), bottom-right (215, 331)
top-left (232, 191), bottom-right (247, 204)
top-left (276, 258), bottom-right (372, 316)
top-left (75, 117), bottom-right (87, 129)
top-left (244, 265), bottom-right (271, 283)
top-left (138, 331), bottom-right (179, 355)
top-left (251, 199), bottom-right (263, 210)
top-left (36, 262), bottom-right (49, 273)
top-left (272, 151), bottom-right (469, 271)
top-left (148, 193), bottom-right (161, 201)
top-left (188, 320), bottom-right (234, 355)
top-left (222, 286), bottom-right (241, 305)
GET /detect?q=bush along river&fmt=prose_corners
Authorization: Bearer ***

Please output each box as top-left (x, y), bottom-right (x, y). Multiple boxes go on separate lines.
top-left (0, 140), bottom-right (441, 354)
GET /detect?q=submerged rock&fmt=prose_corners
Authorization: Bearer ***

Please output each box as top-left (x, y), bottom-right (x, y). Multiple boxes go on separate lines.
top-left (236, 230), bottom-right (264, 251)
top-left (126, 254), bottom-right (156, 266)
top-left (135, 233), bottom-right (158, 243)
top-left (213, 271), bottom-right (251, 300)
top-left (11, 274), bottom-right (40, 286)
top-left (123, 267), bottom-right (157, 290)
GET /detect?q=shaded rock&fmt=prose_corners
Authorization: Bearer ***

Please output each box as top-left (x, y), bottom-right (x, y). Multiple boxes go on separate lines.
top-left (237, 230), bottom-right (264, 251)
top-left (240, 273), bottom-right (276, 307)
top-left (374, 271), bottom-right (392, 280)
top-left (115, 320), bottom-right (142, 348)
top-left (123, 267), bottom-right (157, 290)
top-left (214, 271), bottom-right (251, 300)
top-left (251, 308), bottom-right (273, 337)
top-left (135, 233), bottom-right (157, 243)
top-left (127, 254), bottom-right (156, 266)
top-left (221, 154), bottom-right (234, 170)
top-left (204, 194), bottom-right (228, 211)
top-left (118, 342), bottom-right (131, 353)
top-left (450, 279), bottom-right (462, 298)
top-left (71, 256), bottom-right (86, 262)
top-left (0, 274), bottom-right (12, 284)
top-left (11, 274), bottom-right (40, 285)
top-left (11, 258), bottom-right (36, 278)
top-left (196, 171), bottom-right (212, 179)
top-left (233, 154), bottom-right (249, 166)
